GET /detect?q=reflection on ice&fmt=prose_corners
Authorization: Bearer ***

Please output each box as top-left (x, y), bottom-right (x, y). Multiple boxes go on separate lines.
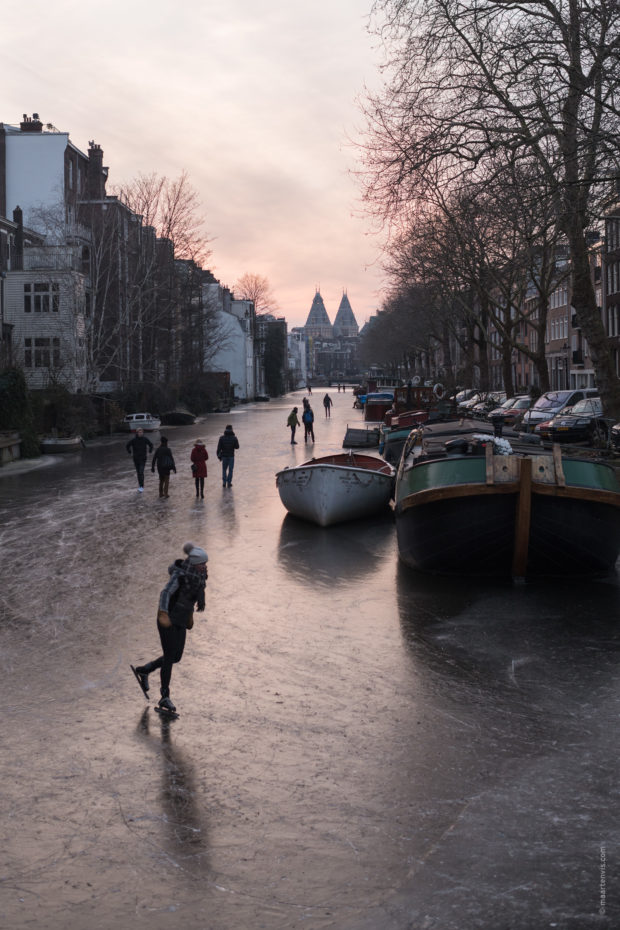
top-left (135, 708), bottom-right (210, 874)
top-left (277, 512), bottom-right (394, 588)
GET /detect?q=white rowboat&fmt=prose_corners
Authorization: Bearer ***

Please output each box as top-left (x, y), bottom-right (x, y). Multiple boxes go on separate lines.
top-left (275, 452), bottom-right (394, 527)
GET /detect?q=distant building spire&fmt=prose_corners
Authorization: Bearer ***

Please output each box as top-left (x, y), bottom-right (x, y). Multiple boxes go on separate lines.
top-left (333, 291), bottom-right (358, 338)
top-left (304, 289), bottom-right (333, 339)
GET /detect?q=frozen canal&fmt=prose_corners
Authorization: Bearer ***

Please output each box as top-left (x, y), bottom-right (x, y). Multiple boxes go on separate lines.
top-left (1, 389), bottom-right (619, 930)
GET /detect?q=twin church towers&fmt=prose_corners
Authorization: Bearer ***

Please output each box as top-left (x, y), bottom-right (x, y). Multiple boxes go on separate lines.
top-left (303, 289), bottom-right (359, 340)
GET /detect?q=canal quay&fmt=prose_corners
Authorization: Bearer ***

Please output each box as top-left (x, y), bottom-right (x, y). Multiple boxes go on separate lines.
top-left (1, 389), bottom-right (618, 930)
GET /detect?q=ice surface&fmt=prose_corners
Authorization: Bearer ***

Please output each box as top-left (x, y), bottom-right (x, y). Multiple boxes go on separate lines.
top-left (0, 393), bottom-right (619, 929)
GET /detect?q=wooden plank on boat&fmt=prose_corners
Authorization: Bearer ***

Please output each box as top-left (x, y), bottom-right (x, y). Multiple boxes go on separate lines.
top-left (512, 457), bottom-right (532, 579)
top-left (552, 443), bottom-right (566, 488)
top-left (492, 455), bottom-right (520, 484)
top-left (529, 454), bottom-right (558, 486)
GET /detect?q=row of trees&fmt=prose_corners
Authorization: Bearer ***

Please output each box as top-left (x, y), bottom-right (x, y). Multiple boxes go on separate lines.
top-left (32, 170), bottom-right (278, 398)
top-left (358, 0), bottom-right (620, 416)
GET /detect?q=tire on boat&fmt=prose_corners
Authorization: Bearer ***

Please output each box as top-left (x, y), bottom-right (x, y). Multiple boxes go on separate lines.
top-left (433, 382), bottom-right (445, 399)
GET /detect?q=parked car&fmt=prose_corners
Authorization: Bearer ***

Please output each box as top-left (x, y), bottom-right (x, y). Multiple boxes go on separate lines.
top-left (470, 393), bottom-right (505, 419)
top-left (611, 422), bottom-right (620, 449)
top-left (457, 392), bottom-right (482, 415)
top-left (452, 388), bottom-right (479, 404)
top-left (538, 397), bottom-right (611, 444)
top-left (520, 389), bottom-right (598, 432)
top-left (487, 395), bottom-right (532, 429)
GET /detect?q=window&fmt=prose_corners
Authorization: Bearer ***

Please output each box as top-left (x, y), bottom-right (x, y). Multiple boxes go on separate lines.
top-left (24, 282), bottom-right (60, 313)
top-left (24, 337), bottom-right (61, 368)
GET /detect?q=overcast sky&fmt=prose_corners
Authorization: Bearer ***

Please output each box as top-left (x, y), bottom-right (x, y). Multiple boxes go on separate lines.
top-left (2, 0), bottom-right (386, 329)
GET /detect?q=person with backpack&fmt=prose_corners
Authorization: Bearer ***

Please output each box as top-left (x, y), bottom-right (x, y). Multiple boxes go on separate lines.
top-left (302, 402), bottom-right (315, 443)
top-left (131, 542), bottom-right (208, 714)
top-left (151, 436), bottom-right (177, 498)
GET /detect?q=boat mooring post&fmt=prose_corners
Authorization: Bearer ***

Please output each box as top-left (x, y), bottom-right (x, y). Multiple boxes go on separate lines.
top-left (512, 457), bottom-right (533, 579)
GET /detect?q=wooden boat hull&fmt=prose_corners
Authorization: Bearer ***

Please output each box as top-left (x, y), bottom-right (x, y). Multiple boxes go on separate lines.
top-left (342, 426), bottom-right (380, 448)
top-left (395, 446), bottom-right (620, 577)
top-left (160, 409), bottom-right (196, 425)
top-left (276, 453), bottom-right (394, 527)
top-left (363, 393), bottom-right (394, 422)
top-left (40, 437), bottom-right (83, 454)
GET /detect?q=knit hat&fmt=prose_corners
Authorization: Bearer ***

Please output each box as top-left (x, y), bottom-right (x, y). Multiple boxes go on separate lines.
top-left (225, 424), bottom-right (233, 430)
top-left (194, 439), bottom-right (204, 445)
top-left (183, 541), bottom-right (208, 564)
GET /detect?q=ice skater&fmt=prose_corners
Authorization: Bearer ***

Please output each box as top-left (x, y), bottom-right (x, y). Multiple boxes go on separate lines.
top-left (190, 439), bottom-right (208, 498)
top-left (302, 402), bottom-right (315, 442)
top-left (216, 424), bottom-right (240, 488)
top-left (126, 428), bottom-right (153, 491)
top-left (323, 393), bottom-right (333, 417)
top-left (151, 436), bottom-right (176, 498)
top-left (131, 542), bottom-right (208, 714)
top-left (287, 407), bottom-right (300, 444)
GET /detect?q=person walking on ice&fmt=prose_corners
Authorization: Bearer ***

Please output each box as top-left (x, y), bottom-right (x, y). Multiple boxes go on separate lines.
top-left (131, 542), bottom-right (208, 714)
top-left (151, 436), bottom-right (176, 498)
top-left (287, 407), bottom-right (300, 444)
top-left (191, 439), bottom-right (208, 498)
top-left (126, 428), bottom-right (153, 491)
top-left (323, 393), bottom-right (333, 417)
top-left (302, 402), bottom-right (315, 443)
top-left (216, 424), bottom-right (239, 488)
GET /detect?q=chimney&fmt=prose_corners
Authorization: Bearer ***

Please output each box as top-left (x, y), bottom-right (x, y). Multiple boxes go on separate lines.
top-left (20, 113), bottom-right (43, 133)
top-left (86, 141), bottom-right (107, 199)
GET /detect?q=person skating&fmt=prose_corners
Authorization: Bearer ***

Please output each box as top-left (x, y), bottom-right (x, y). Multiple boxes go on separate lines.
top-left (132, 542), bottom-right (208, 713)
top-left (287, 407), bottom-right (300, 444)
top-left (323, 393), bottom-right (333, 417)
top-left (216, 424), bottom-right (239, 487)
top-left (151, 436), bottom-right (176, 498)
top-left (190, 439), bottom-right (208, 498)
top-left (126, 428), bottom-right (154, 491)
top-left (302, 403), bottom-right (315, 443)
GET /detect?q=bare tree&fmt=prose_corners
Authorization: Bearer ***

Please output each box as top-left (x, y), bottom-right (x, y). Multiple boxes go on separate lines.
top-left (115, 171), bottom-right (212, 267)
top-left (362, 0), bottom-right (620, 416)
top-left (233, 272), bottom-right (279, 315)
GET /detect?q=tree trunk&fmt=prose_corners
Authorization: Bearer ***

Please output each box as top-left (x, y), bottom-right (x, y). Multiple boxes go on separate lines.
top-left (565, 220), bottom-right (620, 419)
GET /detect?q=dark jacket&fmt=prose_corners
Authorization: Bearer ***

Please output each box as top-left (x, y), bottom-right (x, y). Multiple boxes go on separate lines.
top-left (159, 558), bottom-right (206, 629)
top-left (151, 444), bottom-right (176, 476)
top-left (217, 428), bottom-right (239, 459)
top-left (302, 407), bottom-right (314, 424)
top-left (126, 434), bottom-right (153, 461)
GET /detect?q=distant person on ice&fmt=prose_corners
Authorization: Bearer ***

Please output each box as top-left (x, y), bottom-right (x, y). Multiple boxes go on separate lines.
top-left (287, 407), bottom-right (300, 444)
top-left (190, 439), bottom-right (208, 499)
top-left (323, 393), bottom-right (333, 417)
top-left (126, 428), bottom-right (153, 492)
top-left (131, 542), bottom-right (208, 714)
top-left (216, 424), bottom-right (239, 488)
top-left (151, 436), bottom-right (176, 499)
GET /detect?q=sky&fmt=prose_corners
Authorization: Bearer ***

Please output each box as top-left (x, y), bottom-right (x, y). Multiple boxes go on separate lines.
top-left (2, 0), bottom-right (387, 329)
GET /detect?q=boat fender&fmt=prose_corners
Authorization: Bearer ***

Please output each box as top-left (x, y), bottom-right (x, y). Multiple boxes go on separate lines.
top-left (433, 382), bottom-right (445, 399)
top-left (412, 375), bottom-right (421, 386)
